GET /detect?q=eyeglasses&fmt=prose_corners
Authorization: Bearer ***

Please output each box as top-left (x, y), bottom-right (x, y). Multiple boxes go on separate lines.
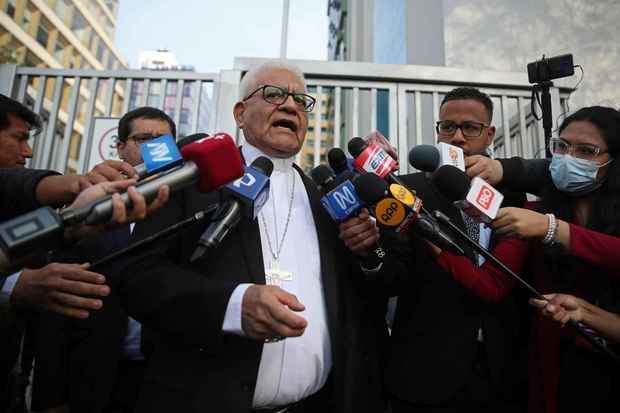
top-left (549, 138), bottom-right (606, 161)
top-left (435, 120), bottom-right (489, 139)
top-left (126, 133), bottom-right (158, 145)
top-left (244, 85), bottom-right (316, 112)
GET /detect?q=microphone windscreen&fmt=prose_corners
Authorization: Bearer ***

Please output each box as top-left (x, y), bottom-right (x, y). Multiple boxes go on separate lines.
top-left (353, 172), bottom-right (389, 204)
top-left (251, 156), bottom-right (274, 177)
top-left (347, 137), bottom-right (367, 158)
top-left (431, 165), bottom-right (470, 203)
top-left (409, 145), bottom-right (440, 172)
top-left (178, 133), bottom-right (209, 149)
top-left (181, 132), bottom-right (244, 192)
top-left (328, 147), bottom-right (349, 174)
top-left (310, 165), bottom-right (336, 187)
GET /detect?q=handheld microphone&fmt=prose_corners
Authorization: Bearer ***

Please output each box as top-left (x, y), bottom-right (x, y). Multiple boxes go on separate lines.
top-left (0, 134), bottom-right (245, 270)
top-left (348, 137), bottom-right (401, 183)
top-left (431, 165), bottom-right (504, 223)
top-left (408, 144), bottom-right (441, 173)
top-left (65, 133), bottom-right (245, 226)
top-left (310, 166), bottom-right (386, 268)
top-left (191, 156), bottom-right (274, 257)
top-left (311, 165), bottom-right (363, 223)
top-left (353, 173), bottom-right (464, 255)
top-left (327, 147), bottom-right (354, 176)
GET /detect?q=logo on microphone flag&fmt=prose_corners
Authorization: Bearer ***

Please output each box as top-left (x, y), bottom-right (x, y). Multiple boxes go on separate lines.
top-left (353, 144), bottom-right (398, 178)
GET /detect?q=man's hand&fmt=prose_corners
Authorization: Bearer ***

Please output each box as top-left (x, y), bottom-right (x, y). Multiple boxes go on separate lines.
top-left (35, 174), bottom-right (92, 207)
top-left (465, 155), bottom-right (503, 185)
top-left (11, 263), bottom-right (110, 319)
top-left (338, 208), bottom-right (380, 256)
top-left (85, 160), bottom-right (138, 184)
top-left (64, 181), bottom-right (170, 240)
top-left (241, 285), bottom-right (307, 340)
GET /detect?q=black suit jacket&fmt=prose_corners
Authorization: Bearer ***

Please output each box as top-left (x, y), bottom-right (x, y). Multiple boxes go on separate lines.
top-left (30, 226), bottom-right (134, 412)
top-left (381, 172), bottom-right (528, 405)
top-left (114, 166), bottom-right (387, 413)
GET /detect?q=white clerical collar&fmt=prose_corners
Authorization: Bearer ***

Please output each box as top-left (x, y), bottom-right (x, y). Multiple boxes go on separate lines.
top-left (241, 144), bottom-right (295, 173)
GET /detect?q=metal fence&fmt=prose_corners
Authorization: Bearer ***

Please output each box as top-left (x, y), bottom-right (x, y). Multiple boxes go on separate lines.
top-left (0, 58), bottom-right (572, 175)
top-left (0, 65), bottom-right (218, 173)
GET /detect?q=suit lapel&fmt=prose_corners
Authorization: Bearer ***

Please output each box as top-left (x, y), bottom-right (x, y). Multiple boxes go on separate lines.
top-left (294, 165), bottom-right (340, 341)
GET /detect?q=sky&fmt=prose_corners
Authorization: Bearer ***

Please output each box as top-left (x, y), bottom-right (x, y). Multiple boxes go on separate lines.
top-left (115, 0), bottom-right (329, 73)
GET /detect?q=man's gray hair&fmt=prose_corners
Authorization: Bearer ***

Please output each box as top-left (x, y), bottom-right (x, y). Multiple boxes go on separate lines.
top-left (238, 60), bottom-right (307, 100)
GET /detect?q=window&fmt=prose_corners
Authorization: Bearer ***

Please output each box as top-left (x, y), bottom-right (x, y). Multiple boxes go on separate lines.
top-left (95, 41), bottom-right (105, 62)
top-left (54, 37), bottom-right (67, 62)
top-left (36, 21), bottom-right (50, 49)
top-left (21, 7), bottom-right (32, 32)
top-left (54, 0), bottom-right (72, 23)
top-left (306, 138), bottom-right (314, 146)
top-left (6, 0), bottom-right (16, 18)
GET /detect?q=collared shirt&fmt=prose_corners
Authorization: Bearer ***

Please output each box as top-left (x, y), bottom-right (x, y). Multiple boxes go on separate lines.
top-left (222, 144), bottom-right (332, 409)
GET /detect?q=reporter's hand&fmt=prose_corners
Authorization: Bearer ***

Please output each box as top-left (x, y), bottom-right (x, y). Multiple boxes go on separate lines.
top-left (86, 160), bottom-right (138, 184)
top-left (465, 155), bottom-right (503, 185)
top-left (64, 181), bottom-right (170, 240)
top-left (241, 285), bottom-right (307, 340)
top-left (338, 208), bottom-right (380, 256)
top-left (529, 293), bottom-right (586, 326)
top-left (11, 263), bottom-right (110, 319)
top-left (492, 207), bottom-right (548, 239)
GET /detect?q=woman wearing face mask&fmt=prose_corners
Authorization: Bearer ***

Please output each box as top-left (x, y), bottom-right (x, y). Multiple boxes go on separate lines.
top-left (486, 106), bottom-right (620, 413)
top-left (428, 106), bottom-right (620, 412)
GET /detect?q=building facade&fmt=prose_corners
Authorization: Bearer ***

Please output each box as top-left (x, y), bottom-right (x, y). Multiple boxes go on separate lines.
top-left (0, 0), bottom-right (127, 172)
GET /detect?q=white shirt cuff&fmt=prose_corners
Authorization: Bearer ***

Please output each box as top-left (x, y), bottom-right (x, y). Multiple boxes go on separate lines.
top-left (0, 271), bottom-right (22, 306)
top-left (222, 283), bottom-right (253, 336)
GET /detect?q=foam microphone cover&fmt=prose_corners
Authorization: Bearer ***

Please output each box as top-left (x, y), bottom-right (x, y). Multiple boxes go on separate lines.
top-left (180, 132), bottom-right (244, 192)
top-left (178, 133), bottom-right (209, 149)
top-left (310, 165), bottom-right (336, 188)
top-left (327, 147), bottom-right (349, 174)
top-left (347, 137), bottom-right (367, 158)
top-left (251, 156), bottom-right (274, 177)
top-left (430, 165), bottom-right (470, 203)
top-left (352, 172), bottom-right (389, 204)
top-left (409, 145), bottom-right (440, 172)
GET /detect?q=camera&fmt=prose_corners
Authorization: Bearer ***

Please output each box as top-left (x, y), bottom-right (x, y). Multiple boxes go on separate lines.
top-left (527, 54), bottom-right (574, 83)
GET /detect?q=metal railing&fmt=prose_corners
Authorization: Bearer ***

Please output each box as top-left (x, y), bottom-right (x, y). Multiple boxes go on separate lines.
top-left (0, 65), bottom-right (218, 173)
top-left (1, 58), bottom-right (572, 175)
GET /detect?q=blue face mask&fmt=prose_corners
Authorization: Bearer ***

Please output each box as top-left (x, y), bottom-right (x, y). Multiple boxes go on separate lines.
top-left (549, 154), bottom-right (613, 195)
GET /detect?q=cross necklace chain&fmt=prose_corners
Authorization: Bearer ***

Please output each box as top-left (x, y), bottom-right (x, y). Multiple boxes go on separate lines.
top-left (261, 169), bottom-right (296, 286)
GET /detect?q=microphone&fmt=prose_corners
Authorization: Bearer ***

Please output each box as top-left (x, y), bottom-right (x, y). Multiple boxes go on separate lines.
top-left (311, 165), bottom-right (362, 223)
top-left (408, 144), bottom-right (440, 173)
top-left (0, 134), bottom-right (245, 270)
top-left (408, 143), bottom-right (465, 173)
top-left (310, 166), bottom-right (386, 268)
top-left (191, 156), bottom-right (274, 257)
top-left (65, 133), bottom-right (244, 226)
top-left (347, 137), bottom-right (404, 186)
top-left (327, 147), bottom-right (354, 176)
top-left (431, 165), bottom-right (504, 223)
top-left (353, 173), bottom-right (464, 255)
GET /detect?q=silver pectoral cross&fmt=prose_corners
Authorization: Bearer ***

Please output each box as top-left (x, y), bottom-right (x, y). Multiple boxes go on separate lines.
top-left (265, 259), bottom-right (293, 287)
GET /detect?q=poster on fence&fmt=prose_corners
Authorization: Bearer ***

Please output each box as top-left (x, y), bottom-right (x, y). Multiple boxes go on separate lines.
top-left (87, 117), bottom-right (121, 171)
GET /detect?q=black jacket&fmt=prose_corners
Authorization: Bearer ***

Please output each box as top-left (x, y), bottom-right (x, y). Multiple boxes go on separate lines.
top-left (380, 172), bottom-right (528, 405)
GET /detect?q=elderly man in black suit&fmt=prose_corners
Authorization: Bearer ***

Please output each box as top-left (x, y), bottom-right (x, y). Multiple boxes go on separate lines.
top-left (114, 61), bottom-right (387, 413)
